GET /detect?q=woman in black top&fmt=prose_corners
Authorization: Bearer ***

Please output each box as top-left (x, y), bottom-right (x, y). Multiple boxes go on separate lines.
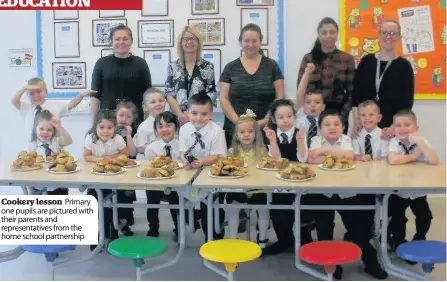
top-left (352, 20), bottom-right (414, 136)
top-left (90, 25), bottom-right (152, 127)
top-left (220, 23), bottom-right (285, 146)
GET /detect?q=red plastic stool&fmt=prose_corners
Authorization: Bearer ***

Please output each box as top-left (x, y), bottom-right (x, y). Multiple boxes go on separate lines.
top-left (299, 241), bottom-right (362, 280)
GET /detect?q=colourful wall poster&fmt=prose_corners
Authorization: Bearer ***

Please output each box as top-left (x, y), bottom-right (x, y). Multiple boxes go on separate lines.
top-left (9, 48), bottom-right (34, 68)
top-left (339, 0), bottom-right (446, 100)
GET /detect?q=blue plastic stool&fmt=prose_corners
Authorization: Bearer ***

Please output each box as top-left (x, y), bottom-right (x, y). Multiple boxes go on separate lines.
top-left (396, 240), bottom-right (446, 275)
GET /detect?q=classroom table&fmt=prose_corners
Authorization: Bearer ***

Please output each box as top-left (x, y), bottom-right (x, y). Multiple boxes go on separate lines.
top-left (192, 161), bottom-right (446, 281)
top-left (0, 158), bottom-right (199, 280)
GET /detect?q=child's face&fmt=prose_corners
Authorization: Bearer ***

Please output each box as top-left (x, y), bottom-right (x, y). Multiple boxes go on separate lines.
top-left (274, 106), bottom-right (295, 131)
top-left (236, 120), bottom-right (256, 146)
top-left (116, 108), bottom-right (133, 126)
top-left (303, 94), bottom-right (325, 117)
top-left (359, 105), bottom-right (382, 131)
top-left (96, 119), bottom-right (115, 143)
top-left (393, 115), bottom-right (418, 141)
top-left (36, 120), bottom-right (54, 142)
top-left (27, 85), bottom-right (46, 106)
top-left (188, 104), bottom-right (212, 130)
top-left (320, 115), bottom-right (344, 141)
top-left (144, 93), bottom-right (166, 117)
top-left (156, 121), bottom-right (176, 143)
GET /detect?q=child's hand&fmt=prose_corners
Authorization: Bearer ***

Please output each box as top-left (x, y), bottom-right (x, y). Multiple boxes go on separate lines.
top-left (51, 117), bottom-right (62, 128)
top-left (125, 126), bottom-right (133, 136)
top-left (191, 160), bottom-right (203, 168)
top-left (263, 126), bottom-right (276, 143)
top-left (304, 63), bottom-right (316, 74)
top-left (408, 133), bottom-right (424, 144)
top-left (360, 155), bottom-right (373, 162)
top-left (80, 90), bottom-right (97, 97)
top-left (296, 125), bottom-right (306, 141)
top-left (381, 127), bottom-right (395, 140)
top-left (411, 146), bottom-right (423, 159)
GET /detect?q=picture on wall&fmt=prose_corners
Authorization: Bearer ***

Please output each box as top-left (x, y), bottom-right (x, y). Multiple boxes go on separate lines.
top-left (191, 0), bottom-right (219, 15)
top-left (101, 48), bottom-right (114, 57)
top-left (144, 50), bottom-right (171, 86)
top-left (142, 0), bottom-right (169, 16)
top-left (99, 10), bottom-right (125, 18)
top-left (138, 20), bottom-right (174, 48)
top-left (52, 62), bottom-right (86, 89)
top-left (92, 19), bottom-right (127, 47)
top-left (236, 0), bottom-right (274, 6)
top-left (241, 8), bottom-right (268, 45)
top-left (53, 10), bottom-right (79, 20)
top-left (188, 18), bottom-right (225, 45)
top-left (54, 21), bottom-right (80, 58)
top-left (202, 49), bottom-right (221, 86)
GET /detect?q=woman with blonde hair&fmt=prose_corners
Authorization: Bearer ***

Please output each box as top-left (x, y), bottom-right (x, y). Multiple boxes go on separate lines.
top-left (164, 25), bottom-right (216, 125)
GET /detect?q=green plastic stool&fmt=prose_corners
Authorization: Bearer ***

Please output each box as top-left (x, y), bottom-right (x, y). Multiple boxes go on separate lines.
top-left (108, 236), bottom-right (167, 281)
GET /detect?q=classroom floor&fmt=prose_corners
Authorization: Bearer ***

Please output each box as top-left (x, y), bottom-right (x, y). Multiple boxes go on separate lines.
top-left (0, 195), bottom-right (445, 281)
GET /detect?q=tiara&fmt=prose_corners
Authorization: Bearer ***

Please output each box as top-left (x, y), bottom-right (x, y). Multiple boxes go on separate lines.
top-left (240, 109), bottom-right (256, 119)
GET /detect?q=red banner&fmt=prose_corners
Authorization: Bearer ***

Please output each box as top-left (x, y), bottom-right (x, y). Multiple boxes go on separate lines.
top-left (0, 0), bottom-right (142, 10)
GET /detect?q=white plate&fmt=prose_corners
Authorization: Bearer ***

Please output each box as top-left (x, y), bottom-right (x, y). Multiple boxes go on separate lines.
top-left (46, 158), bottom-right (78, 163)
top-left (317, 164), bottom-right (355, 171)
top-left (212, 162), bottom-right (248, 168)
top-left (11, 166), bottom-right (43, 172)
top-left (207, 171), bottom-right (247, 179)
top-left (48, 166), bottom-right (81, 174)
top-left (174, 162), bottom-right (184, 170)
top-left (276, 173), bottom-right (314, 182)
top-left (136, 171), bottom-right (175, 180)
top-left (256, 164), bottom-right (280, 171)
top-left (90, 168), bottom-right (126, 175)
top-left (123, 161), bottom-right (140, 168)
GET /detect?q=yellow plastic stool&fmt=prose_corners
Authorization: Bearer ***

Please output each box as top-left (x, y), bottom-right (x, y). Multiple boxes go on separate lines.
top-left (200, 239), bottom-right (262, 281)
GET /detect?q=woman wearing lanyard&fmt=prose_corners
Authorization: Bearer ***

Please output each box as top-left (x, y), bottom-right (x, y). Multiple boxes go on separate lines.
top-left (352, 19), bottom-right (414, 137)
top-left (165, 25), bottom-right (216, 125)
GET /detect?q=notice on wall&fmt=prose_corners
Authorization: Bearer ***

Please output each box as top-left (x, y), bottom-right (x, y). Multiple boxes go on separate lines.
top-left (9, 48), bottom-right (34, 68)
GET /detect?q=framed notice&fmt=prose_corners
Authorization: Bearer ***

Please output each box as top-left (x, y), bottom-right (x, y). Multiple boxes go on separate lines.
top-left (142, 0), bottom-right (169, 16)
top-left (138, 20), bottom-right (174, 48)
top-left (99, 10), bottom-right (125, 18)
top-left (202, 49), bottom-right (221, 87)
top-left (92, 19), bottom-right (127, 47)
top-left (52, 62), bottom-right (86, 89)
top-left (191, 0), bottom-right (219, 15)
top-left (53, 10), bottom-right (79, 20)
top-left (241, 8), bottom-right (268, 45)
top-left (54, 21), bottom-right (80, 58)
top-left (236, 0), bottom-right (274, 6)
top-left (101, 48), bottom-right (114, 57)
top-left (144, 50), bottom-right (171, 86)
top-left (188, 18), bottom-right (225, 46)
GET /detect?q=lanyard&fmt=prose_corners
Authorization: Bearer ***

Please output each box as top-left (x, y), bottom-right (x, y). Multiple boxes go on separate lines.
top-left (184, 64), bottom-right (199, 99)
top-left (375, 54), bottom-right (393, 101)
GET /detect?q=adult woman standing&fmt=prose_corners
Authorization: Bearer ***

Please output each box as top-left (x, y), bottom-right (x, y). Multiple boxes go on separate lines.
top-left (220, 23), bottom-right (284, 146)
top-left (352, 20), bottom-right (414, 137)
top-left (90, 25), bottom-right (152, 126)
top-left (297, 17), bottom-right (356, 131)
top-left (164, 25), bottom-right (216, 125)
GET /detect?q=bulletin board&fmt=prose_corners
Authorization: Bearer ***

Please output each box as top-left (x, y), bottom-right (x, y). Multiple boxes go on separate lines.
top-left (339, 0), bottom-right (446, 100)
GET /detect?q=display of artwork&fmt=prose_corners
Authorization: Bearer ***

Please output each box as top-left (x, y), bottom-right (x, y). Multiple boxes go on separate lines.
top-left (52, 62), bottom-right (86, 89)
top-left (188, 18), bottom-right (225, 45)
top-left (92, 19), bottom-right (128, 47)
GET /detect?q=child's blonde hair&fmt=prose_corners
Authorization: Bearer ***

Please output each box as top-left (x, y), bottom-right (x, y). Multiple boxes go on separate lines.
top-left (230, 110), bottom-right (265, 162)
top-left (27, 77), bottom-right (48, 94)
top-left (142, 87), bottom-right (165, 119)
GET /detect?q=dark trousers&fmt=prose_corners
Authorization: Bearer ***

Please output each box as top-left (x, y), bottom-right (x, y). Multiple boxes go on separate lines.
top-left (311, 194), bottom-right (380, 267)
top-left (388, 195), bottom-right (432, 247)
top-left (146, 190), bottom-right (179, 232)
top-left (270, 194), bottom-right (313, 246)
top-left (200, 193), bottom-right (226, 241)
top-left (117, 190), bottom-right (136, 229)
top-left (46, 188), bottom-right (69, 195)
top-left (88, 189), bottom-right (118, 240)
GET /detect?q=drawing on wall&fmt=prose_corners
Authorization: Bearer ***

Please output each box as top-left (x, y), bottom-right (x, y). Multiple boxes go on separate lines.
top-left (192, 0), bottom-right (219, 14)
top-left (236, 0), bottom-right (274, 6)
top-left (432, 65), bottom-right (443, 87)
top-left (9, 48), bottom-right (34, 68)
top-left (372, 7), bottom-right (384, 28)
top-left (52, 62), bottom-right (86, 89)
top-left (138, 20), bottom-right (174, 48)
top-left (398, 5), bottom-right (435, 54)
top-left (361, 37), bottom-right (380, 57)
top-left (347, 8), bottom-right (362, 29)
top-left (188, 18), bottom-right (225, 45)
top-left (101, 48), bottom-right (114, 57)
top-left (92, 19), bottom-right (128, 47)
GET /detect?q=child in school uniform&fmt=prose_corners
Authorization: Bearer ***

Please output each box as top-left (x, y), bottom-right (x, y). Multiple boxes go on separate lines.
top-left (84, 109), bottom-right (129, 251)
top-left (308, 109), bottom-right (387, 279)
top-left (134, 88), bottom-right (166, 160)
top-left (115, 101), bottom-right (139, 236)
top-left (225, 109), bottom-right (270, 248)
top-left (262, 99), bottom-right (312, 255)
top-left (295, 63), bottom-right (325, 147)
top-left (179, 94), bottom-right (227, 241)
top-left (387, 109), bottom-right (439, 260)
top-left (27, 110), bottom-right (72, 195)
top-left (144, 111), bottom-right (181, 239)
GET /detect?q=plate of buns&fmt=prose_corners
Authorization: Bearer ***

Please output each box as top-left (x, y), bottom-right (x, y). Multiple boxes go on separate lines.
top-left (137, 165), bottom-right (175, 180)
top-left (318, 155), bottom-right (355, 171)
top-left (12, 151), bottom-right (44, 171)
top-left (48, 163), bottom-right (80, 174)
top-left (45, 151), bottom-right (77, 163)
top-left (147, 156), bottom-right (183, 170)
top-left (276, 164), bottom-right (316, 182)
top-left (209, 157), bottom-right (249, 178)
top-left (91, 160), bottom-right (126, 175)
top-left (105, 154), bottom-right (139, 168)
top-left (256, 156), bottom-right (290, 171)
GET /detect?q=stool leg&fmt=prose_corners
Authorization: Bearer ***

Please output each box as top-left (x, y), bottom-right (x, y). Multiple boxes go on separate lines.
top-left (228, 271), bottom-right (234, 281)
top-left (324, 265), bottom-right (335, 281)
top-left (224, 263), bottom-right (237, 281)
top-left (246, 209), bottom-right (251, 241)
top-left (133, 259), bottom-right (144, 281)
top-left (136, 266), bottom-right (141, 281)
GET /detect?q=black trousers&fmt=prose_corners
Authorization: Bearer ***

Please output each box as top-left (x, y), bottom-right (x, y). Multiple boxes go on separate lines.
top-left (46, 188), bottom-right (69, 195)
top-left (388, 195), bottom-right (432, 247)
top-left (146, 190), bottom-right (179, 232)
top-left (311, 194), bottom-right (381, 267)
top-left (87, 189), bottom-right (118, 240)
top-left (270, 194), bottom-right (313, 246)
top-left (226, 192), bottom-right (266, 205)
top-left (117, 190), bottom-right (136, 229)
top-left (200, 193), bottom-right (226, 242)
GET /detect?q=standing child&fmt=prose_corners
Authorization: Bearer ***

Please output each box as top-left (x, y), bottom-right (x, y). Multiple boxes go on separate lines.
top-left (179, 94), bottom-right (227, 241)
top-left (144, 111), bottom-right (181, 239)
top-left (115, 101), bottom-right (138, 236)
top-left (84, 109), bottom-right (129, 251)
top-left (262, 99), bottom-right (311, 255)
top-left (225, 109), bottom-right (270, 248)
top-left (134, 88), bottom-right (166, 160)
top-left (387, 109), bottom-right (438, 260)
top-left (27, 110), bottom-right (72, 195)
top-left (308, 109), bottom-right (387, 279)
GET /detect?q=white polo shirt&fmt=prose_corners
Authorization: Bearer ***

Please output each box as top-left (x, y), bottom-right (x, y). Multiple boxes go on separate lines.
top-left (26, 138), bottom-right (62, 156)
top-left (133, 116), bottom-right (158, 160)
top-left (353, 127), bottom-right (389, 160)
top-left (295, 107), bottom-right (321, 137)
top-left (179, 121), bottom-right (227, 159)
top-left (84, 133), bottom-right (126, 158)
top-left (144, 139), bottom-right (180, 161)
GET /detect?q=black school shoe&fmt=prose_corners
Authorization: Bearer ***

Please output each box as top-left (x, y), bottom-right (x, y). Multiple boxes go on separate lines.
top-left (333, 265), bottom-right (343, 280)
top-left (262, 242), bottom-right (293, 256)
top-left (146, 229), bottom-right (160, 237)
top-left (122, 226), bottom-right (134, 236)
top-left (365, 264), bottom-right (389, 279)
